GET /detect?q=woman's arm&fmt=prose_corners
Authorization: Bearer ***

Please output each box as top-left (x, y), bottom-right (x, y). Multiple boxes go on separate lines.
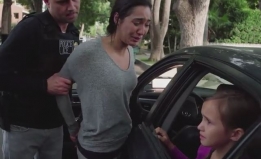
top-left (56, 59), bottom-right (79, 136)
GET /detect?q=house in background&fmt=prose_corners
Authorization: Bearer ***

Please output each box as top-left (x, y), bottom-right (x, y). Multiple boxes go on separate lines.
top-left (0, 1), bottom-right (29, 29)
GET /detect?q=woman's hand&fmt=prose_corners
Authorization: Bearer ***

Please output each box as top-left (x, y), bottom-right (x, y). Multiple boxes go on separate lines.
top-left (155, 127), bottom-right (175, 150)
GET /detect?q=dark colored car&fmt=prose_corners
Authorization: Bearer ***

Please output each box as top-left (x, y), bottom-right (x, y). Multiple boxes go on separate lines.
top-left (63, 46), bottom-right (261, 159)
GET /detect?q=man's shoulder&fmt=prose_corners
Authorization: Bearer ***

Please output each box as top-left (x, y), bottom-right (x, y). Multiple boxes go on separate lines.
top-left (15, 13), bottom-right (43, 30)
top-left (5, 13), bottom-right (43, 40)
top-left (17, 11), bottom-right (56, 29)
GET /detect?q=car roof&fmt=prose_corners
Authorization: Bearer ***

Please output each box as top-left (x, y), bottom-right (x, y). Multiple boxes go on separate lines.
top-left (173, 45), bottom-right (261, 82)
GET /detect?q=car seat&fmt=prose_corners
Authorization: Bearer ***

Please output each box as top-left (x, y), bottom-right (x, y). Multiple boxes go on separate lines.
top-left (171, 126), bottom-right (201, 159)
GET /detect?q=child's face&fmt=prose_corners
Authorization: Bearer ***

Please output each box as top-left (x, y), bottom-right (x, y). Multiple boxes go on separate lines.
top-left (197, 100), bottom-right (232, 148)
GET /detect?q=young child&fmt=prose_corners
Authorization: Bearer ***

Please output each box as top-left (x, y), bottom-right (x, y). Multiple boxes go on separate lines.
top-left (156, 84), bottom-right (261, 159)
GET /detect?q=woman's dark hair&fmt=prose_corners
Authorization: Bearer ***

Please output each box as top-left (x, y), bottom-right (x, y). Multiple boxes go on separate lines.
top-left (107, 0), bottom-right (152, 35)
top-left (206, 84), bottom-right (261, 131)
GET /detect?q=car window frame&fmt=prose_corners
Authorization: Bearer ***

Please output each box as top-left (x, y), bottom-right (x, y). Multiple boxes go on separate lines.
top-left (224, 118), bottom-right (261, 159)
top-left (130, 54), bottom-right (193, 126)
top-left (157, 55), bottom-right (261, 157)
top-left (143, 57), bottom-right (195, 125)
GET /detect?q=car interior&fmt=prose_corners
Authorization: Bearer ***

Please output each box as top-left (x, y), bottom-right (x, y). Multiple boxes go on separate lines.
top-left (65, 66), bottom-right (233, 158)
top-left (136, 68), bottom-right (234, 159)
top-left (233, 125), bottom-right (261, 159)
top-left (62, 63), bottom-right (260, 159)
top-left (140, 70), bottom-right (261, 159)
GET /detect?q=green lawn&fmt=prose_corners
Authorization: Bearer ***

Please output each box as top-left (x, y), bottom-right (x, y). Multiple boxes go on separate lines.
top-left (138, 57), bottom-right (155, 65)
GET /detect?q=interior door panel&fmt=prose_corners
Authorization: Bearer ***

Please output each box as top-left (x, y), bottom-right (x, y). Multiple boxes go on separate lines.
top-left (138, 87), bottom-right (216, 114)
top-left (124, 123), bottom-right (171, 159)
top-left (138, 98), bottom-right (157, 111)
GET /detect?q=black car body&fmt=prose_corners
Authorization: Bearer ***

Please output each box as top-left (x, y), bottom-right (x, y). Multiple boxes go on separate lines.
top-left (63, 45), bottom-right (261, 159)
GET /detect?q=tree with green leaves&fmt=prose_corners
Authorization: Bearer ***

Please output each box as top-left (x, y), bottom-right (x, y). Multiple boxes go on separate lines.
top-left (208, 0), bottom-right (261, 43)
top-left (247, 0), bottom-right (261, 9)
top-left (17, 0), bottom-right (42, 13)
top-left (219, 9), bottom-right (261, 43)
top-left (15, 0), bottom-right (111, 35)
top-left (75, 0), bottom-right (110, 36)
top-left (149, 0), bottom-right (171, 61)
top-left (163, 12), bottom-right (180, 53)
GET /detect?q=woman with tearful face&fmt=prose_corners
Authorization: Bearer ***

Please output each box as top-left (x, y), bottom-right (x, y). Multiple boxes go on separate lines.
top-left (55, 0), bottom-right (152, 159)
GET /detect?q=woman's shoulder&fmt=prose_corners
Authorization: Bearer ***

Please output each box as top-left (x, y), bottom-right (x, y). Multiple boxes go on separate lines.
top-left (66, 37), bottom-right (102, 65)
top-left (77, 37), bottom-right (102, 51)
top-left (72, 37), bottom-right (102, 55)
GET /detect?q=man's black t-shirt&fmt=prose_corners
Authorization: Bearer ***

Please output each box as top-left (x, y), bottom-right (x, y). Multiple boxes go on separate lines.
top-left (0, 10), bottom-right (79, 130)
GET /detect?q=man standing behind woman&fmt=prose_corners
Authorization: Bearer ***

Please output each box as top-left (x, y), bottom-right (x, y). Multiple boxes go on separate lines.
top-left (56, 0), bottom-right (152, 159)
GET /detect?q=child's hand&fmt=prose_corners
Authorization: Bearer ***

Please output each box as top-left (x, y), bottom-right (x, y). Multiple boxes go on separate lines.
top-left (70, 134), bottom-right (77, 143)
top-left (155, 127), bottom-right (175, 150)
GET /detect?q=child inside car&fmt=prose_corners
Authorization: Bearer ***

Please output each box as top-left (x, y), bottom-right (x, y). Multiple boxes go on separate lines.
top-left (155, 84), bottom-right (261, 159)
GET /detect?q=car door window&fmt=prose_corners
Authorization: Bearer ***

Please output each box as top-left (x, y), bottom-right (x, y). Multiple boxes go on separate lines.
top-left (151, 66), bottom-right (183, 89)
top-left (160, 72), bottom-right (235, 159)
top-left (143, 71), bottom-right (232, 91)
top-left (137, 65), bottom-right (184, 113)
top-left (168, 73), bottom-right (233, 135)
top-left (142, 65), bottom-right (183, 92)
top-left (232, 124), bottom-right (261, 159)
top-left (196, 73), bottom-right (232, 89)
top-left (167, 72), bottom-right (234, 132)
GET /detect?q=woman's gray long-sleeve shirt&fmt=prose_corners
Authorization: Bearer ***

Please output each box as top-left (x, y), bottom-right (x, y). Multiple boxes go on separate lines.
top-left (56, 37), bottom-right (137, 153)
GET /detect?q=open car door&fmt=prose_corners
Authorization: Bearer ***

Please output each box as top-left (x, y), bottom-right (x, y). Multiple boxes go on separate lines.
top-left (122, 123), bottom-right (171, 159)
top-left (124, 55), bottom-right (195, 159)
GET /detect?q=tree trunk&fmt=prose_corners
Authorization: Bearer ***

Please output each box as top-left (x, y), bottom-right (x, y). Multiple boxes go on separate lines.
top-left (29, 0), bottom-right (35, 12)
top-left (168, 34), bottom-right (171, 54)
top-left (80, 23), bottom-right (85, 37)
top-left (160, 48), bottom-right (164, 58)
top-left (149, 0), bottom-right (171, 61)
top-left (33, 0), bottom-right (43, 13)
top-left (149, 0), bottom-right (155, 56)
top-left (174, 36), bottom-right (177, 51)
top-left (1, 0), bottom-right (12, 43)
top-left (203, 14), bottom-right (208, 45)
top-left (7, 5), bottom-right (11, 33)
top-left (259, 0), bottom-right (261, 10)
top-left (173, 0), bottom-right (210, 49)
top-left (149, 0), bottom-right (161, 61)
